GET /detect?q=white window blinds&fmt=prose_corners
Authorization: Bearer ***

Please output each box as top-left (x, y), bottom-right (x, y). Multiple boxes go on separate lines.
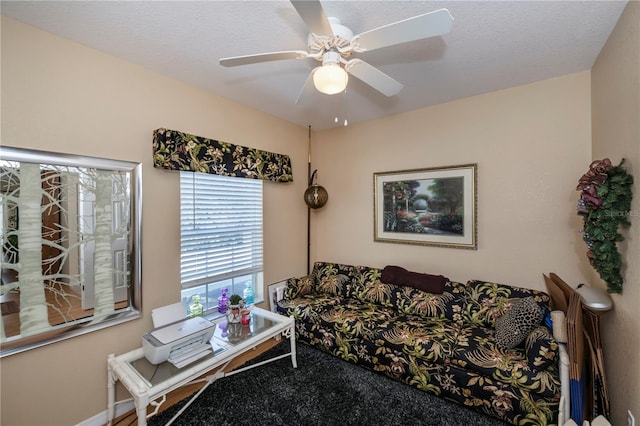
top-left (180, 172), bottom-right (263, 289)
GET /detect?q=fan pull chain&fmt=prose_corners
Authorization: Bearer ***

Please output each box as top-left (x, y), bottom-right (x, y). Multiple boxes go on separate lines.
top-left (333, 84), bottom-right (348, 126)
top-left (333, 88), bottom-right (348, 126)
top-left (342, 88), bottom-right (348, 126)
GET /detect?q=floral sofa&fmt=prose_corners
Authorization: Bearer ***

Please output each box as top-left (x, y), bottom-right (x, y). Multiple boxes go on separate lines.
top-left (276, 262), bottom-right (561, 426)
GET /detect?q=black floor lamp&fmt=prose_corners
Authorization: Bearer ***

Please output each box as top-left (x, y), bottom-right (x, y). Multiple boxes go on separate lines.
top-left (304, 126), bottom-right (328, 274)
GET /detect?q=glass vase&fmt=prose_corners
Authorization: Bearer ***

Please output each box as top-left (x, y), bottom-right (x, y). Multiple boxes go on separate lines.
top-left (243, 282), bottom-right (254, 305)
top-left (189, 295), bottom-right (203, 317)
top-left (217, 288), bottom-right (229, 314)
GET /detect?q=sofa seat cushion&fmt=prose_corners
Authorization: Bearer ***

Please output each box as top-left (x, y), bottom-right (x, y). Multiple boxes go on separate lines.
top-left (278, 295), bottom-right (397, 340)
top-left (277, 294), bottom-right (344, 323)
top-left (370, 314), bottom-right (460, 365)
top-left (428, 361), bottom-right (560, 425)
top-left (448, 323), bottom-right (560, 399)
top-left (323, 299), bottom-right (398, 339)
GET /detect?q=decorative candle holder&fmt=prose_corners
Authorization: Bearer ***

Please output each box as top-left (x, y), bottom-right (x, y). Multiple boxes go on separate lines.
top-left (240, 309), bottom-right (251, 325)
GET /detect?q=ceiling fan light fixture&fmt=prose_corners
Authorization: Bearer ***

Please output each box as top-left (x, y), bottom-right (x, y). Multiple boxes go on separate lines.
top-left (313, 63), bottom-right (348, 95)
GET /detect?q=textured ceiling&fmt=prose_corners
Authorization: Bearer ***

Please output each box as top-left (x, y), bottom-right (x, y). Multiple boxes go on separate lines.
top-left (1, 1), bottom-right (628, 130)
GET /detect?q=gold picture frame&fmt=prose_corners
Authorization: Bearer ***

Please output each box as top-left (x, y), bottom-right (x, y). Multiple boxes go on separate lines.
top-left (374, 164), bottom-right (477, 249)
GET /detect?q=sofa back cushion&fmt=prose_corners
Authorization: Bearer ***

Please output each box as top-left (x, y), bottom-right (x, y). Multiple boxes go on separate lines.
top-left (304, 264), bottom-right (552, 332)
top-left (394, 285), bottom-right (458, 318)
top-left (283, 275), bottom-right (315, 300)
top-left (312, 262), bottom-right (358, 297)
top-left (351, 265), bottom-right (467, 317)
top-left (351, 265), bottom-right (397, 307)
top-left (460, 280), bottom-right (551, 328)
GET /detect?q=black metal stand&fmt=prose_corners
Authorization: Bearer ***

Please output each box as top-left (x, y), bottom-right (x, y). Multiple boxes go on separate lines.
top-left (307, 159), bottom-right (311, 275)
top-left (307, 125), bottom-right (311, 275)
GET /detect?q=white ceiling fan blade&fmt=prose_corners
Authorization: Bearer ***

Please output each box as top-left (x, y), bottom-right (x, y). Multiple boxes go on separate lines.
top-left (291, 0), bottom-right (333, 36)
top-left (354, 8), bottom-right (454, 52)
top-left (220, 50), bottom-right (309, 67)
top-left (345, 59), bottom-right (403, 97)
top-left (295, 68), bottom-right (318, 105)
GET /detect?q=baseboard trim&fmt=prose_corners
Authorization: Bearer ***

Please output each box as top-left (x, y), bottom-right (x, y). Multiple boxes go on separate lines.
top-left (77, 399), bottom-right (135, 426)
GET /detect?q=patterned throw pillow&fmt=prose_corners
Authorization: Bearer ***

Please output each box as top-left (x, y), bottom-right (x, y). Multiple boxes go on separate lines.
top-left (495, 297), bottom-right (543, 349)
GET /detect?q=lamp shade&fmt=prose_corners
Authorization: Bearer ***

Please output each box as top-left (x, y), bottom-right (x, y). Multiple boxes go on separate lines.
top-left (304, 184), bottom-right (328, 209)
top-left (313, 64), bottom-right (348, 95)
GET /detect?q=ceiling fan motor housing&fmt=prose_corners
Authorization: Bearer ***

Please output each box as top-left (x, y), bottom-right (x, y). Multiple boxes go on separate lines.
top-left (307, 17), bottom-right (354, 57)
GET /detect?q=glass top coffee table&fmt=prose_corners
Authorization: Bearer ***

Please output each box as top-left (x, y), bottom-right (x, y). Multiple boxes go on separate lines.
top-left (107, 307), bottom-right (296, 426)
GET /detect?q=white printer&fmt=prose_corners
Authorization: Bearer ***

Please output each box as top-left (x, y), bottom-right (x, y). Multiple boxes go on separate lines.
top-left (142, 303), bottom-right (218, 367)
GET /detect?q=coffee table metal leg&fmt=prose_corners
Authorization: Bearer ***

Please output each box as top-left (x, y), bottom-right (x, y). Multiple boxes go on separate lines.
top-left (107, 355), bottom-right (115, 426)
top-left (288, 324), bottom-right (297, 368)
top-left (136, 392), bottom-right (149, 426)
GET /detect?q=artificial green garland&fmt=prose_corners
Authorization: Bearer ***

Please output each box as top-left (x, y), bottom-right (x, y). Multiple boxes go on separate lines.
top-left (577, 158), bottom-right (633, 293)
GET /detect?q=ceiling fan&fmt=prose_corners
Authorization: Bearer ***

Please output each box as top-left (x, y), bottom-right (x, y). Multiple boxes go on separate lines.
top-left (219, 1), bottom-right (454, 103)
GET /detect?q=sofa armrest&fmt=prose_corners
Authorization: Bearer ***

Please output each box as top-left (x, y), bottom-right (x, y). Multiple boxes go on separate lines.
top-left (283, 275), bottom-right (315, 299)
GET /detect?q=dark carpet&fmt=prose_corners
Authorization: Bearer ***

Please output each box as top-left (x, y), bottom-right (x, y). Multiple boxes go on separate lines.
top-left (149, 341), bottom-right (510, 426)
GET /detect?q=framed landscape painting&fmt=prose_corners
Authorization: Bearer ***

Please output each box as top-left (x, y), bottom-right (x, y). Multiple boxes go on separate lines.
top-left (374, 164), bottom-right (477, 249)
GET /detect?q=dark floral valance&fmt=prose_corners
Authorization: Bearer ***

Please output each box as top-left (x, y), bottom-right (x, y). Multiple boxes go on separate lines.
top-left (153, 128), bottom-right (293, 183)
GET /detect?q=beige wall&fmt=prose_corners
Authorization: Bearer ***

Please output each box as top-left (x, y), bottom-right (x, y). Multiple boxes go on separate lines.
top-left (1, 17), bottom-right (309, 425)
top-left (313, 72), bottom-right (593, 291)
top-left (591, 1), bottom-right (640, 425)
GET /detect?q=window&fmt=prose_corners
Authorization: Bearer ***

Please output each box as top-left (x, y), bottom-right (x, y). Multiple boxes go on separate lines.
top-left (180, 172), bottom-right (263, 315)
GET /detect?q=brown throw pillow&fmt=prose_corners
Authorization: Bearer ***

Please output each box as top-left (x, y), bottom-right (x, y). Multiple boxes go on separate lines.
top-left (381, 265), bottom-right (446, 294)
